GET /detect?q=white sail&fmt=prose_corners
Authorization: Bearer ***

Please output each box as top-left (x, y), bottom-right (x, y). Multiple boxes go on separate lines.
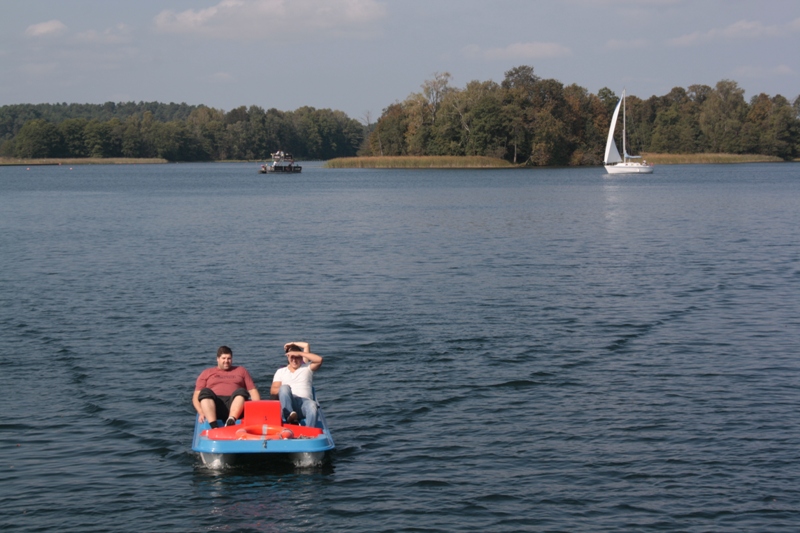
top-left (603, 89), bottom-right (654, 174)
top-left (604, 98), bottom-right (623, 164)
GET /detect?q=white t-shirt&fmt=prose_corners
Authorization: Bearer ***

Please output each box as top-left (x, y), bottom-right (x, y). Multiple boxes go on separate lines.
top-left (273, 365), bottom-right (314, 399)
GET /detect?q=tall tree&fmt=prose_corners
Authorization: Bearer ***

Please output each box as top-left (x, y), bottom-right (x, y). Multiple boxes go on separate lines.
top-left (699, 80), bottom-right (747, 153)
top-left (14, 119), bottom-right (61, 158)
top-left (59, 118), bottom-right (88, 157)
top-left (501, 66), bottom-right (539, 163)
top-left (369, 103), bottom-right (407, 156)
top-left (741, 94), bottom-right (798, 159)
top-left (421, 72), bottom-right (451, 126)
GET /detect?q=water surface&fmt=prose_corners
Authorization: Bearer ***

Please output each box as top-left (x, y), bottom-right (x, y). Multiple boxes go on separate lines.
top-left (1, 162), bottom-right (799, 532)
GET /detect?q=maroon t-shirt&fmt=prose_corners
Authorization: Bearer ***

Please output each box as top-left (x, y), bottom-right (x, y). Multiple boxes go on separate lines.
top-left (195, 365), bottom-right (256, 396)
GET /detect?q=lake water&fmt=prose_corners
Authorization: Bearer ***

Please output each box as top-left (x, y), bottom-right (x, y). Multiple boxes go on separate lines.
top-left (1, 161), bottom-right (799, 532)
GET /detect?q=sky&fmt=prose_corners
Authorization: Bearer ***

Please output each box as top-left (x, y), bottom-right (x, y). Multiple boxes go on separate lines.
top-left (1, 0), bottom-right (799, 120)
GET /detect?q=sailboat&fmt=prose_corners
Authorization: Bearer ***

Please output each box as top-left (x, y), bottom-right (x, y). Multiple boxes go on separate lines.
top-left (604, 89), bottom-right (654, 174)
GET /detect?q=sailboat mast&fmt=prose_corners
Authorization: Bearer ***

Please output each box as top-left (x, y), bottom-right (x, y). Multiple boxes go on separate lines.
top-left (622, 89), bottom-right (627, 163)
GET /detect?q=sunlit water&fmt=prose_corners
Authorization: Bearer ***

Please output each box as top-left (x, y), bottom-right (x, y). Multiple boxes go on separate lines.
top-left (1, 162), bottom-right (799, 532)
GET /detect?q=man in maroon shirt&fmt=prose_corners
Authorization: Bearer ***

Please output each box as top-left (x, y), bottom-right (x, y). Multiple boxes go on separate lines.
top-left (193, 346), bottom-right (261, 427)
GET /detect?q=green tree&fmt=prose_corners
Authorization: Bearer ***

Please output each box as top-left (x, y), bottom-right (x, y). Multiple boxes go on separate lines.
top-left (529, 78), bottom-right (568, 165)
top-left (369, 103), bottom-right (407, 156)
top-left (264, 108), bottom-right (297, 157)
top-left (59, 118), bottom-right (88, 157)
top-left (563, 84), bottom-right (605, 165)
top-left (0, 134), bottom-right (15, 157)
top-left (441, 80), bottom-right (504, 157)
top-left (224, 106), bottom-right (248, 125)
top-left (14, 119), bottom-right (61, 158)
top-left (152, 121), bottom-right (202, 161)
top-left (688, 84), bottom-right (713, 105)
top-left (699, 80), bottom-right (747, 153)
top-left (186, 106), bottom-right (225, 160)
top-left (402, 93), bottom-right (430, 155)
top-left (245, 105), bottom-right (269, 160)
top-left (529, 110), bottom-right (566, 165)
top-left (137, 112), bottom-right (159, 158)
top-left (221, 121), bottom-right (247, 160)
top-left (421, 72), bottom-right (451, 126)
top-left (121, 116), bottom-right (143, 158)
top-left (501, 66), bottom-right (539, 163)
top-left (597, 87), bottom-right (619, 117)
top-left (741, 94), bottom-right (799, 159)
top-left (84, 119), bottom-right (114, 158)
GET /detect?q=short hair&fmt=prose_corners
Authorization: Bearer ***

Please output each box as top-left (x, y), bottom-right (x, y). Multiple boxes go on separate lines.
top-left (217, 346), bottom-right (233, 357)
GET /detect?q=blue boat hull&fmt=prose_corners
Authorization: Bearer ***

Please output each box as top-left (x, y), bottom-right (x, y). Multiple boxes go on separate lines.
top-left (192, 400), bottom-right (334, 468)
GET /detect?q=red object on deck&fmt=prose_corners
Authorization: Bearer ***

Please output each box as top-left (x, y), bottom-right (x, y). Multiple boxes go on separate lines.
top-left (204, 400), bottom-right (323, 440)
top-left (243, 399), bottom-right (282, 426)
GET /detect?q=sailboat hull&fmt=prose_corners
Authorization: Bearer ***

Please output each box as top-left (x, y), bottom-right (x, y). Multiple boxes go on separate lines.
top-left (605, 162), bottom-right (654, 174)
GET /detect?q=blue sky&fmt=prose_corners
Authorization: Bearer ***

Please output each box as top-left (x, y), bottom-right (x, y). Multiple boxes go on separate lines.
top-left (1, 0), bottom-right (798, 119)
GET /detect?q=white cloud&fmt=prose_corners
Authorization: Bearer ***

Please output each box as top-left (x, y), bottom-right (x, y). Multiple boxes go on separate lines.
top-left (605, 38), bottom-right (648, 50)
top-left (669, 18), bottom-right (798, 47)
top-left (18, 22), bottom-right (140, 78)
top-left (732, 64), bottom-right (795, 79)
top-left (464, 42), bottom-right (572, 60)
top-left (74, 24), bottom-right (132, 45)
top-left (154, 0), bottom-right (386, 40)
top-left (25, 20), bottom-right (67, 37)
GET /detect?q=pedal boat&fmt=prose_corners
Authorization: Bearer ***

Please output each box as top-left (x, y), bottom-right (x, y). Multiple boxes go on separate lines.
top-left (192, 399), bottom-right (334, 468)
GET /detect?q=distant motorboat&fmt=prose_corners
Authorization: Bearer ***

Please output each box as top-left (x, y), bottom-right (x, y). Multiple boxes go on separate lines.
top-left (604, 90), bottom-right (654, 174)
top-left (259, 150), bottom-right (302, 174)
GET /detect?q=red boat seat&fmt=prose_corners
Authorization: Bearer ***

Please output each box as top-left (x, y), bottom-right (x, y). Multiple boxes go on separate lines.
top-left (242, 400), bottom-right (282, 426)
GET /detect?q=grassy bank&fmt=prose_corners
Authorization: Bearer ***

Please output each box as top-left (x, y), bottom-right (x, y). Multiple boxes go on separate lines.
top-left (640, 153), bottom-right (785, 164)
top-left (0, 157), bottom-right (168, 166)
top-left (325, 156), bottom-right (514, 168)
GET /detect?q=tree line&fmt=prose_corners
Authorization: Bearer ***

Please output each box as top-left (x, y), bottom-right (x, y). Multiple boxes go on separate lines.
top-left (361, 66), bottom-right (800, 164)
top-left (0, 103), bottom-right (364, 161)
top-left (2, 66), bottom-right (798, 164)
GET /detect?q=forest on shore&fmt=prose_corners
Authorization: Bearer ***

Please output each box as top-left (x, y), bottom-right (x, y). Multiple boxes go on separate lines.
top-left (1, 65), bottom-right (798, 165)
top-left (0, 103), bottom-right (364, 162)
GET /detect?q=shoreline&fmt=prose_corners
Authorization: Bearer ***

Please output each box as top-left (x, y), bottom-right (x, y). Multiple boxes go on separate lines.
top-left (326, 153), bottom-right (790, 168)
top-left (325, 155), bottom-right (515, 169)
top-left (0, 157), bottom-right (168, 166)
top-left (639, 153), bottom-right (787, 165)
top-left (2, 153), bottom-right (793, 168)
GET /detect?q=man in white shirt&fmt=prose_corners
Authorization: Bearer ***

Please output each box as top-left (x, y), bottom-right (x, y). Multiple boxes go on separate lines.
top-left (270, 341), bottom-right (323, 427)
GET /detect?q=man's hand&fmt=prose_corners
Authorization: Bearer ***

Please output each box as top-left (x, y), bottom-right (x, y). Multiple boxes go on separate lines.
top-left (284, 341), bottom-right (309, 353)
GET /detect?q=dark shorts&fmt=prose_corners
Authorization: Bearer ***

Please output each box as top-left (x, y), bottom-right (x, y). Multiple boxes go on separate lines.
top-left (197, 387), bottom-right (250, 420)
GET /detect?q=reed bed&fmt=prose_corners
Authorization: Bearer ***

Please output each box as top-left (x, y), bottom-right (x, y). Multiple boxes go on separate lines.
top-left (325, 156), bottom-right (514, 169)
top-left (640, 153), bottom-right (785, 164)
top-left (0, 157), bottom-right (168, 166)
